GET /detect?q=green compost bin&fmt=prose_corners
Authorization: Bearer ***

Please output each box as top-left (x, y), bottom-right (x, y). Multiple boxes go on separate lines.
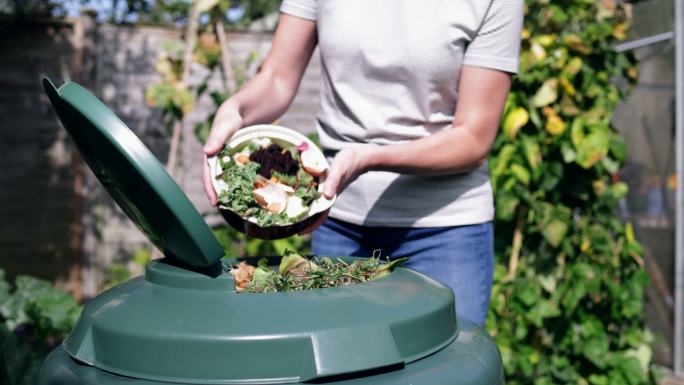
top-left (37, 78), bottom-right (505, 385)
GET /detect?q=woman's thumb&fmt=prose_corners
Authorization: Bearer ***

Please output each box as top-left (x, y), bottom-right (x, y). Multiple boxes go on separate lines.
top-left (203, 121), bottom-right (231, 155)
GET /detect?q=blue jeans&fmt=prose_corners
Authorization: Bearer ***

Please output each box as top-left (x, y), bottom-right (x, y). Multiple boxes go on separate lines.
top-left (312, 218), bottom-right (494, 325)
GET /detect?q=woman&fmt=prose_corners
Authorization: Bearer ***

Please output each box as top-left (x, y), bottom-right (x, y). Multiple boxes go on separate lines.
top-left (203, 0), bottom-right (523, 325)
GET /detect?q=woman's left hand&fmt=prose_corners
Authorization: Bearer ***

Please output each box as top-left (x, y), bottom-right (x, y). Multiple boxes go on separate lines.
top-left (298, 146), bottom-right (372, 236)
top-left (323, 146), bottom-right (374, 199)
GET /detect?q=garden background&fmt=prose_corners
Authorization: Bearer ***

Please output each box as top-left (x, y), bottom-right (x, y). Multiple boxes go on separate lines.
top-left (0, 0), bottom-right (682, 384)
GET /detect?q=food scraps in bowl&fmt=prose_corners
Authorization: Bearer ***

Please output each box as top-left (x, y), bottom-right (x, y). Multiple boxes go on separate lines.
top-left (230, 251), bottom-right (408, 293)
top-left (211, 136), bottom-right (330, 228)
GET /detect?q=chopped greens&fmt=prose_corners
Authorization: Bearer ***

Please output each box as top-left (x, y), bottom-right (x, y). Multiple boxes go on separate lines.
top-left (254, 210), bottom-right (289, 227)
top-left (294, 185), bottom-right (320, 206)
top-left (296, 168), bottom-right (314, 186)
top-left (231, 251), bottom-right (408, 293)
top-left (217, 161), bottom-right (260, 215)
top-left (271, 171), bottom-right (297, 186)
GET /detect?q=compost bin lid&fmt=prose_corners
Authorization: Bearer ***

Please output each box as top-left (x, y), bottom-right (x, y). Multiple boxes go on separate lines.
top-left (64, 257), bottom-right (459, 384)
top-left (43, 78), bottom-right (224, 268)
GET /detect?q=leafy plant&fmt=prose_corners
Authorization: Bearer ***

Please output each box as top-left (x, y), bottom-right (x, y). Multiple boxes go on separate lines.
top-left (487, 1), bottom-right (656, 384)
top-left (0, 269), bottom-right (81, 385)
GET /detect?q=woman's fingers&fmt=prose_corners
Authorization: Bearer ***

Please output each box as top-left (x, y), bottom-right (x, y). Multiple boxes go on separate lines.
top-left (324, 148), bottom-right (360, 199)
top-left (202, 153), bottom-right (218, 206)
top-left (324, 162), bottom-right (342, 199)
top-left (204, 120), bottom-right (234, 156)
top-left (204, 102), bottom-right (243, 156)
top-left (202, 102), bottom-right (243, 205)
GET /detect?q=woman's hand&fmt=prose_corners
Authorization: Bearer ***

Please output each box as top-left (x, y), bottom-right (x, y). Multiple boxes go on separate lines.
top-left (299, 147), bottom-right (371, 235)
top-left (202, 100), bottom-right (243, 206)
top-left (323, 146), bottom-right (375, 199)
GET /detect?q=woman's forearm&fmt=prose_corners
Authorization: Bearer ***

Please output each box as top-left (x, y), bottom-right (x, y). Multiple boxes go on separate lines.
top-left (214, 13), bottom-right (317, 128)
top-left (363, 66), bottom-right (511, 175)
top-left (322, 66), bottom-right (511, 198)
top-left (362, 124), bottom-right (494, 175)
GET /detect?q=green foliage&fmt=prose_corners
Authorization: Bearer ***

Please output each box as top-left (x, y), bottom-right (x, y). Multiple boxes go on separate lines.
top-left (103, 248), bottom-right (153, 289)
top-left (145, 41), bottom-right (195, 130)
top-left (0, 269), bottom-right (81, 385)
top-left (213, 226), bottom-right (309, 260)
top-left (487, 1), bottom-right (656, 384)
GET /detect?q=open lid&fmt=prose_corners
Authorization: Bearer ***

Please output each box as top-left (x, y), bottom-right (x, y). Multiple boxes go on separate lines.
top-left (43, 78), bottom-right (224, 268)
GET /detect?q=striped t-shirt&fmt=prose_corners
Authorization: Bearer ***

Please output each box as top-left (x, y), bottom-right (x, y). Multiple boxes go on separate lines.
top-left (281, 0), bottom-right (523, 227)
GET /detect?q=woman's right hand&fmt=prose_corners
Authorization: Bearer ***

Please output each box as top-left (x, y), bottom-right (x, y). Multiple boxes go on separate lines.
top-left (202, 100), bottom-right (243, 206)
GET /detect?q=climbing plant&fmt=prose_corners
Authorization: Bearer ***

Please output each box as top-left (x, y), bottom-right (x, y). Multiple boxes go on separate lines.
top-left (487, 1), bottom-right (657, 384)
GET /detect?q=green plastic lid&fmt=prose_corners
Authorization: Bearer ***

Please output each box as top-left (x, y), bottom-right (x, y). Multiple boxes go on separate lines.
top-left (42, 78), bottom-right (224, 268)
top-left (64, 258), bottom-right (459, 384)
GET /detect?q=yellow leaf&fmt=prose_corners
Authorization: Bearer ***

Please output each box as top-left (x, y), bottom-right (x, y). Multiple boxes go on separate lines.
top-left (536, 34), bottom-right (558, 47)
top-left (546, 115), bottom-right (566, 136)
top-left (593, 180), bottom-right (606, 196)
top-left (565, 57), bottom-right (583, 77)
top-left (564, 34), bottom-right (592, 55)
top-left (532, 78), bottom-right (558, 107)
top-left (531, 42), bottom-right (547, 62)
top-left (559, 77), bottom-right (576, 96)
top-left (521, 29), bottom-right (531, 40)
top-left (613, 22), bottom-right (629, 41)
top-left (625, 222), bottom-right (635, 243)
top-left (580, 236), bottom-right (590, 253)
top-left (503, 108), bottom-right (529, 140)
top-left (627, 66), bottom-right (638, 79)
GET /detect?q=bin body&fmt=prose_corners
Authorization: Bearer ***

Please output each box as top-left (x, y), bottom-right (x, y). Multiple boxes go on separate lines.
top-left (39, 318), bottom-right (503, 385)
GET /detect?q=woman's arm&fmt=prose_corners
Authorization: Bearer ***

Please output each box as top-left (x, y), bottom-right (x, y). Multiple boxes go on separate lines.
top-left (323, 66), bottom-right (512, 198)
top-left (203, 14), bottom-right (317, 205)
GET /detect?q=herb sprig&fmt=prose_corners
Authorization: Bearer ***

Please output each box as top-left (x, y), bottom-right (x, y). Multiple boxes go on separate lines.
top-left (230, 251), bottom-right (407, 293)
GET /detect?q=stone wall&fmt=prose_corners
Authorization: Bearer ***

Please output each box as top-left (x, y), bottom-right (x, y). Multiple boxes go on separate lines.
top-left (0, 18), bottom-right (82, 292)
top-left (0, 15), bottom-right (320, 297)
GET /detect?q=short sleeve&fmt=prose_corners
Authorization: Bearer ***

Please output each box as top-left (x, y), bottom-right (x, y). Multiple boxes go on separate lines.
top-left (280, 0), bottom-right (317, 21)
top-left (463, 0), bottom-right (523, 74)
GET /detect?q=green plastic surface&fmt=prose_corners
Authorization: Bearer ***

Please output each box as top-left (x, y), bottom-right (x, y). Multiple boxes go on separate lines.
top-left (62, 258), bottom-right (459, 384)
top-left (42, 78), bottom-right (224, 268)
top-left (39, 318), bottom-right (504, 385)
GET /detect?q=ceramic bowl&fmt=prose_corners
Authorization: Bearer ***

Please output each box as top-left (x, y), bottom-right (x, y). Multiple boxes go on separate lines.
top-left (207, 124), bottom-right (335, 239)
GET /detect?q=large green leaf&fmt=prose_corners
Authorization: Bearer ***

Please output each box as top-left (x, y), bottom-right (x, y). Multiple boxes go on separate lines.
top-left (522, 136), bottom-right (542, 170)
top-left (576, 130), bottom-right (610, 169)
top-left (542, 219), bottom-right (568, 247)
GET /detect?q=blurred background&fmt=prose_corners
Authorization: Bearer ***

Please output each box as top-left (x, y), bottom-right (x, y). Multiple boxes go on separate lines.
top-left (0, 0), bottom-right (683, 384)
